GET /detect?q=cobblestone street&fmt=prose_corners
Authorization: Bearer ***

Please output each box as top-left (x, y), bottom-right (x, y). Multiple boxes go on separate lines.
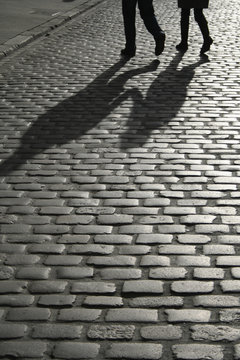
top-left (0, 0), bottom-right (240, 359)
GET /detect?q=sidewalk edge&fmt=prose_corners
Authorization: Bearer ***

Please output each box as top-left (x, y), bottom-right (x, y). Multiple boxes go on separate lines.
top-left (0, 0), bottom-right (106, 60)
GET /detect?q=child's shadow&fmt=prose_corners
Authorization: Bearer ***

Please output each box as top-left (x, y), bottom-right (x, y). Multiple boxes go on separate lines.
top-left (119, 53), bottom-right (209, 149)
top-left (0, 58), bottom-right (160, 175)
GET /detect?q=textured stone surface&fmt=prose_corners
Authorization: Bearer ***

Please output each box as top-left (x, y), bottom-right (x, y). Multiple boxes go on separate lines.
top-left (172, 344), bottom-right (223, 360)
top-left (88, 325), bottom-right (135, 340)
top-left (0, 0), bottom-right (240, 358)
top-left (106, 343), bottom-right (163, 359)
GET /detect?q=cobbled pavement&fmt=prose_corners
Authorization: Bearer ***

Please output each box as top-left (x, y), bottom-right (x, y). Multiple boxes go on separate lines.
top-left (0, 0), bottom-right (240, 359)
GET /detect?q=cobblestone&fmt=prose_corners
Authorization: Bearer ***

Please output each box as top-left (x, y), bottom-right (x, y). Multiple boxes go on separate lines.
top-left (1, 0), bottom-right (240, 358)
top-left (53, 342), bottom-right (100, 359)
top-left (0, 341), bottom-right (48, 358)
top-left (106, 343), bottom-right (163, 359)
top-left (172, 344), bottom-right (223, 360)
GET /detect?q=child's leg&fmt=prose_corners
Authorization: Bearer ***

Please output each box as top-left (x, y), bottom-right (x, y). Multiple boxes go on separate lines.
top-left (194, 9), bottom-right (210, 40)
top-left (176, 8), bottom-right (190, 51)
top-left (194, 8), bottom-right (213, 53)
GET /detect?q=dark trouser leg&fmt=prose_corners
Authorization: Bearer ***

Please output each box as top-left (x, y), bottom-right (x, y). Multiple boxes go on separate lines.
top-left (138, 0), bottom-right (165, 55)
top-left (194, 8), bottom-right (210, 40)
top-left (137, 0), bottom-right (163, 39)
top-left (180, 8), bottom-right (190, 44)
top-left (122, 0), bottom-right (137, 51)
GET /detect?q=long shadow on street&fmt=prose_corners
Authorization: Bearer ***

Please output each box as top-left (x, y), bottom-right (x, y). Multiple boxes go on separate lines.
top-left (119, 53), bottom-right (209, 149)
top-left (0, 53), bottom-right (208, 175)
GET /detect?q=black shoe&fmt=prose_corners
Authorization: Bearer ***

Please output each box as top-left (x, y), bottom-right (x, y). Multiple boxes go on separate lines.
top-left (200, 37), bottom-right (213, 54)
top-left (155, 32), bottom-right (166, 56)
top-left (176, 42), bottom-right (188, 52)
top-left (121, 47), bottom-right (136, 59)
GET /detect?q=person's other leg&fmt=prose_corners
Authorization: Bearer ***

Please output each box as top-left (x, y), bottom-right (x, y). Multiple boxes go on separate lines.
top-left (176, 8), bottom-right (190, 51)
top-left (121, 0), bottom-right (137, 57)
top-left (138, 0), bottom-right (165, 55)
top-left (194, 8), bottom-right (213, 54)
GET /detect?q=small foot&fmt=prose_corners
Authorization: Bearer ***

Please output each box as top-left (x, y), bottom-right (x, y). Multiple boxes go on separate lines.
top-left (200, 37), bottom-right (213, 54)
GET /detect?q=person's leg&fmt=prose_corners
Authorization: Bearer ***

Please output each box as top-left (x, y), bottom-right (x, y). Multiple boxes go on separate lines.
top-left (194, 8), bottom-right (213, 54)
top-left (176, 8), bottom-right (190, 51)
top-left (121, 0), bottom-right (137, 57)
top-left (138, 0), bottom-right (165, 55)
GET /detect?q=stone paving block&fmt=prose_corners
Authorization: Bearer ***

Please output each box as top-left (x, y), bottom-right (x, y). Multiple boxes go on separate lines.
top-left (38, 295), bottom-right (76, 307)
top-left (0, 295), bottom-right (35, 307)
top-left (15, 266), bottom-right (51, 280)
top-left (191, 324), bottom-right (240, 341)
top-left (97, 214), bottom-right (133, 224)
top-left (71, 281), bottom-right (116, 294)
top-left (57, 267), bottom-right (94, 279)
top-left (150, 267), bottom-right (187, 279)
top-left (94, 234), bottom-right (132, 244)
top-left (32, 324), bottom-right (83, 339)
top-left (216, 256), bottom-right (240, 266)
top-left (193, 268), bottom-right (225, 280)
top-left (100, 268), bottom-right (142, 280)
top-left (34, 225), bottom-right (70, 234)
top-left (177, 255), bottom-right (210, 267)
top-left (106, 343), bottom-right (163, 359)
top-left (158, 245), bottom-right (196, 254)
top-left (7, 308), bottom-right (51, 321)
top-left (119, 245), bottom-right (151, 255)
top-left (220, 280), bottom-right (240, 293)
top-left (68, 244), bottom-right (114, 255)
top-left (44, 255), bottom-right (82, 266)
top-left (203, 244), bottom-right (235, 255)
top-left (83, 296), bottom-right (123, 307)
top-left (119, 225), bottom-right (153, 234)
top-left (219, 309), bottom-right (240, 323)
top-left (0, 266), bottom-right (14, 279)
top-left (53, 342), bottom-right (100, 359)
top-left (87, 256), bottom-right (136, 266)
top-left (171, 281), bottom-right (214, 294)
top-left (0, 341), bottom-right (47, 358)
top-left (88, 324), bottom-right (135, 340)
top-left (58, 235), bottom-right (90, 244)
top-left (0, 281), bottom-right (27, 294)
top-left (140, 325), bottom-right (182, 340)
top-left (0, 323), bottom-right (28, 338)
top-left (106, 309), bottom-right (158, 322)
top-left (28, 281), bottom-right (67, 293)
top-left (0, 0), bottom-right (240, 358)
top-left (122, 280), bottom-right (164, 294)
top-left (140, 255), bottom-right (170, 267)
top-left (74, 225), bottom-right (112, 234)
top-left (136, 234), bottom-right (173, 244)
top-left (56, 215), bottom-right (94, 224)
top-left (194, 295), bottom-right (240, 307)
top-left (57, 309), bottom-right (102, 322)
top-left (172, 344), bottom-right (223, 360)
top-left (4, 254), bottom-right (40, 265)
top-left (165, 309), bottom-right (211, 323)
top-left (195, 224), bottom-right (229, 233)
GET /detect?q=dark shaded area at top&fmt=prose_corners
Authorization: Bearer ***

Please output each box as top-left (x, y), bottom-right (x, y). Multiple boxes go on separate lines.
top-left (0, 53), bottom-right (208, 176)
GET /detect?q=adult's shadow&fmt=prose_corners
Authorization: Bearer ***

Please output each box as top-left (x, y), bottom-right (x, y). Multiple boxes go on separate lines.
top-left (119, 53), bottom-right (210, 149)
top-left (0, 58), bottom-right (160, 176)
